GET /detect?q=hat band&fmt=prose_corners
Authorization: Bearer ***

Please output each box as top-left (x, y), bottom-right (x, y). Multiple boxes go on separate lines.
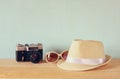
top-left (66, 57), bottom-right (105, 65)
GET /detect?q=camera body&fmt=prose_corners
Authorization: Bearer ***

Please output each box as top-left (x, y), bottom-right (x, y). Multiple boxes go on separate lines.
top-left (16, 43), bottom-right (43, 63)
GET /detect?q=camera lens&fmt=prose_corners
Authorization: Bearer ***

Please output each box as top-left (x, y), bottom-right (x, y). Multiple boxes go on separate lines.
top-left (30, 53), bottom-right (41, 63)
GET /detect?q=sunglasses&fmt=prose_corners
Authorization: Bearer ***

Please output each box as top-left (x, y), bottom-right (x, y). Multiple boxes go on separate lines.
top-left (45, 50), bottom-right (68, 63)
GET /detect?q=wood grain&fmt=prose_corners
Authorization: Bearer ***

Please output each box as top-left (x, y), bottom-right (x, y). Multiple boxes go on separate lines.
top-left (0, 59), bottom-right (120, 79)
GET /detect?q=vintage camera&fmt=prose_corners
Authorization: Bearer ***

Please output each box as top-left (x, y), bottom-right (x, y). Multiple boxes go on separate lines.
top-left (16, 43), bottom-right (43, 63)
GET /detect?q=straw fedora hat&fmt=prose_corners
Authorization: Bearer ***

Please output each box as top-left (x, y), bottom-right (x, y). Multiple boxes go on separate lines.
top-left (57, 39), bottom-right (111, 71)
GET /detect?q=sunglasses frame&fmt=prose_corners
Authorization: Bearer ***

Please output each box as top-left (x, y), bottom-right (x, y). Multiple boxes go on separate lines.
top-left (45, 50), bottom-right (68, 63)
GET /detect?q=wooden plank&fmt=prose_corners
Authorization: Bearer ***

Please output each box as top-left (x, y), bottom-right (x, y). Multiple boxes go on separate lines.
top-left (0, 59), bottom-right (120, 79)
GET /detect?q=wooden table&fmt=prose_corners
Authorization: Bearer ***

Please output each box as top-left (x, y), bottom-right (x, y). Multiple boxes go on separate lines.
top-left (0, 59), bottom-right (120, 79)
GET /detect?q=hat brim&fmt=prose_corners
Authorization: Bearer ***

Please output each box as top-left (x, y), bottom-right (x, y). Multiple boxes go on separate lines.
top-left (57, 55), bottom-right (111, 71)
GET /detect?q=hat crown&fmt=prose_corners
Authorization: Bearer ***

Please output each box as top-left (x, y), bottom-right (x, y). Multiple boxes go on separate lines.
top-left (67, 39), bottom-right (105, 59)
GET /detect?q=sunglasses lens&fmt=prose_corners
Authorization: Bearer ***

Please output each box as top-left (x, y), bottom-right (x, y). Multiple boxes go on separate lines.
top-left (46, 53), bottom-right (58, 62)
top-left (62, 51), bottom-right (68, 60)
